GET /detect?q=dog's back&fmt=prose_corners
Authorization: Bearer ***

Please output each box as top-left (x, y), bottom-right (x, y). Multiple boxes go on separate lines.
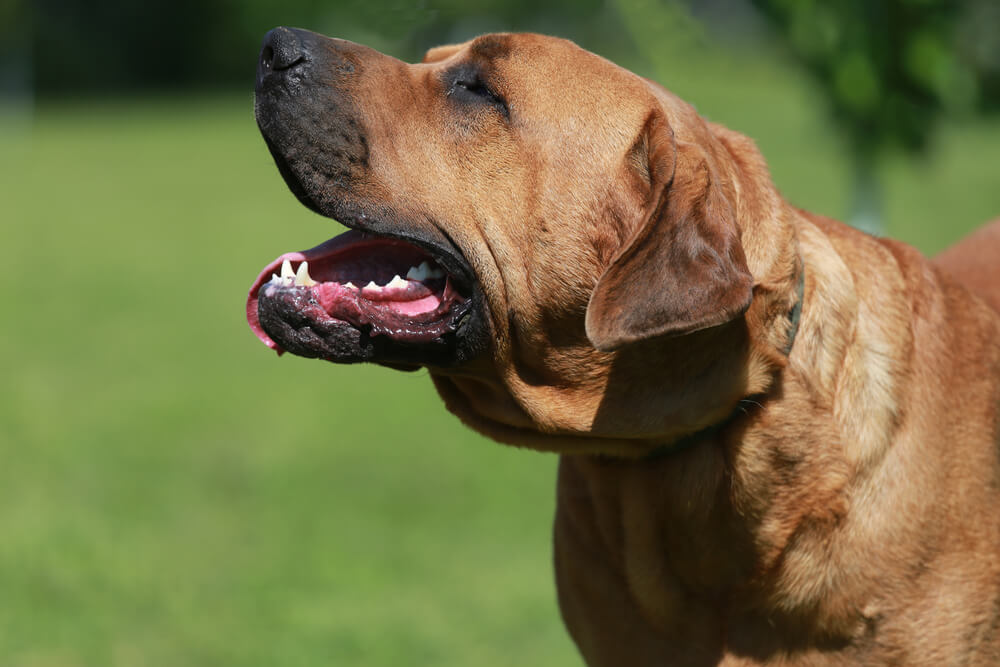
top-left (934, 219), bottom-right (1000, 312)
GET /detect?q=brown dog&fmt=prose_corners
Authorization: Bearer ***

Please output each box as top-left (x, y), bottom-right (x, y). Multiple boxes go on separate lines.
top-left (247, 29), bottom-right (1000, 665)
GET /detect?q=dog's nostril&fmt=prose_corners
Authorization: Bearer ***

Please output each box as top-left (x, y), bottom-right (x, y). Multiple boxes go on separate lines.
top-left (258, 27), bottom-right (306, 75)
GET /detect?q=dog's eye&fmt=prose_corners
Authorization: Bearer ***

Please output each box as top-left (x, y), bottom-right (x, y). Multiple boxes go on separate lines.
top-left (455, 78), bottom-right (491, 97)
top-left (448, 72), bottom-right (508, 117)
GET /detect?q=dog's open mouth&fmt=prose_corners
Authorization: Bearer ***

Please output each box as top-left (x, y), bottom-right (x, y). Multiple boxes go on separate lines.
top-left (247, 229), bottom-right (476, 366)
top-left (249, 45), bottom-right (489, 368)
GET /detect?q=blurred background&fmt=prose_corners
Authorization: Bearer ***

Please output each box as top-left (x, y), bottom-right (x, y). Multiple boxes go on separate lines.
top-left (3, 1), bottom-right (999, 665)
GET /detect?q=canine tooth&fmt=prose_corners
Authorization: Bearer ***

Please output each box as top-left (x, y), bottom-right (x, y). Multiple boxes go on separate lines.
top-left (280, 259), bottom-right (295, 281)
top-left (387, 274), bottom-right (408, 289)
top-left (294, 261), bottom-right (317, 287)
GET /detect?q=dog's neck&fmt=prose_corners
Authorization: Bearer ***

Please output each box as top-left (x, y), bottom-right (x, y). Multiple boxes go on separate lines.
top-left (639, 265), bottom-right (806, 461)
top-left (556, 209), bottom-right (916, 645)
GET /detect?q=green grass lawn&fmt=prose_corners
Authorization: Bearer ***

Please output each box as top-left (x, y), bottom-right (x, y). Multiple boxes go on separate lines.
top-left (1, 97), bottom-right (572, 667)
top-left (1, 58), bottom-right (998, 666)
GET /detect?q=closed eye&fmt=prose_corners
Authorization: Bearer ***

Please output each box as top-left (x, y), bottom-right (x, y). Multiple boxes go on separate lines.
top-left (454, 78), bottom-right (492, 97)
top-left (446, 68), bottom-right (509, 117)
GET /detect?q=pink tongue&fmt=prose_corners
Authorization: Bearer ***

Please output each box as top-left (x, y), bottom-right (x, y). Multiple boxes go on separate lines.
top-left (313, 283), bottom-right (443, 317)
top-left (383, 294), bottom-right (443, 315)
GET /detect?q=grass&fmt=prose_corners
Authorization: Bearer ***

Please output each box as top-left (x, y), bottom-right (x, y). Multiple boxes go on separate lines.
top-left (1, 52), bottom-right (998, 666)
top-left (1, 97), bottom-right (570, 667)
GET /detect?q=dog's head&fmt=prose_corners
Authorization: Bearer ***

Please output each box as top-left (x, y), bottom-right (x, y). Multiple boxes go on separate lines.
top-left (248, 29), bottom-right (793, 456)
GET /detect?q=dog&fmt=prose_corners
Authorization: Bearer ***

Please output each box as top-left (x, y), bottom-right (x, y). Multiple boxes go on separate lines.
top-left (247, 28), bottom-right (1000, 665)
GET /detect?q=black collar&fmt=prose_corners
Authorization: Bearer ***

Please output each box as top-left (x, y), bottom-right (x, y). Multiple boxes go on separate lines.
top-left (782, 264), bottom-right (806, 356)
top-left (640, 267), bottom-right (806, 461)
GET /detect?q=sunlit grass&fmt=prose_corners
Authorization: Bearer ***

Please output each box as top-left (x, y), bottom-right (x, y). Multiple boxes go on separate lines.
top-left (1, 96), bottom-right (570, 667)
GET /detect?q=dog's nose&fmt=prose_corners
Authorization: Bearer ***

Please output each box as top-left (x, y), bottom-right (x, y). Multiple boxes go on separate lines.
top-left (258, 27), bottom-right (306, 78)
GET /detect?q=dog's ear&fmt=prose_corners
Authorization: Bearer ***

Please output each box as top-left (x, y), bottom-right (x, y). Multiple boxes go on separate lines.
top-left (422, 43), bottom-right (464, 64)
top-left (585, 113), bottom-right (753, 352)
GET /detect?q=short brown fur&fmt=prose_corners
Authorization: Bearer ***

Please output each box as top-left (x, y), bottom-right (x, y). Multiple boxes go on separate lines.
top-left (934, 217), bottom-right (1000, 313)
top-left (273, 32), bottom-right (1000, 665)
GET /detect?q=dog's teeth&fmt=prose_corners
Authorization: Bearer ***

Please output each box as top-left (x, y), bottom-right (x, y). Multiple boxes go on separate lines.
top-left (405, 261), bottom-right (445, 282)
top-left (365, 281), bottom-right (379, 290)
top-left (420, 261), bottom-right (445, 280)
top-left (271, 272), bottom-right (280, 284)
top-left (280, 259), bottom-right (295, 281)
top-left (344, 281), bottom-right (357, 290)
top-left (294, 261), bottom-right (317, 287)
top-left (387, 274), bottom-right (408, 289)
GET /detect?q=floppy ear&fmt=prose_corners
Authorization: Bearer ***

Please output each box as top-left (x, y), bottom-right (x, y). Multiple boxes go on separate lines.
top-left (585, 113), bottom-right (754, 352)
top-left (422, 43), bottom-right (464, 64)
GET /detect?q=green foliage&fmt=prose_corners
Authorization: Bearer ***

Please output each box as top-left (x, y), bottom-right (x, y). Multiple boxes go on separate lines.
top-left (748, 0), bottom-right (1000, 156)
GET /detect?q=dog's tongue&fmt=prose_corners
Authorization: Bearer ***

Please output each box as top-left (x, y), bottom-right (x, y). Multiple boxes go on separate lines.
top-left (246, 230), bottom-right (455, 354)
